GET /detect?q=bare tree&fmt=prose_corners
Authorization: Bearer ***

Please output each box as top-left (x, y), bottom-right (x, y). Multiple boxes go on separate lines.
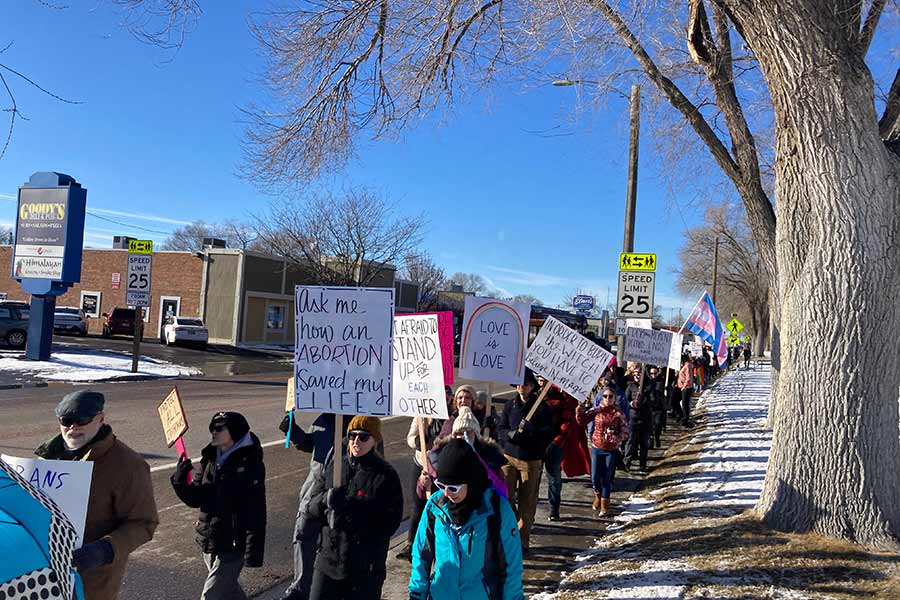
top-left (676, 203), bottom-right (769, 356)
top-left (401, 252), bottom-right (446, 310)
top-left (507, 293), bottom-right (542, 306)
top-left (0, 225), bottom-right (12, 245)
top-left (447, 272), bottom-right (490, 295)
top-left (244, 0), bottom-right (900, 548)
top-left (254, 188), bottom-right (426, 286)
top-left (160, 220), bottom-right (257, 252)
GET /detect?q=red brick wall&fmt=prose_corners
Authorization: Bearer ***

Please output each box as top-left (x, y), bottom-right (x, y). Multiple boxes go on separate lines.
top-left (0, 246), bottom-right (204, 337)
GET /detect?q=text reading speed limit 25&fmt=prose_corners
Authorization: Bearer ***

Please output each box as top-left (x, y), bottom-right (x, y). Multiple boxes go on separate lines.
top-left (616, 271), bottom-right (655, 318)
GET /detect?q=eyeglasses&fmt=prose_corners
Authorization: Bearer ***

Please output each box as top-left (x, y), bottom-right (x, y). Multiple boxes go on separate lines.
top-left (59, 415), bottom-right (95, 427)
top-left (209, 425), bottom-right (227, 433)
top-left (434, 480), bottom-right (466, 494)
top-left (601, 394), bottom-right (615, 399)
top-left (348, 431), bottom-right (372, 442)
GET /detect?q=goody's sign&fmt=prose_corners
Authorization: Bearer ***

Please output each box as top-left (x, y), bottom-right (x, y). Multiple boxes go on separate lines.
top-left (12, 189), bottom-right (70, 280)
top-left (573, 295), bottom-right (595, 311)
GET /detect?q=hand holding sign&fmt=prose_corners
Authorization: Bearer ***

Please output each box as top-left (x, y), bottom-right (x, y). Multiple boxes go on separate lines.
top-left (158, 387), bottom-right (192, 484)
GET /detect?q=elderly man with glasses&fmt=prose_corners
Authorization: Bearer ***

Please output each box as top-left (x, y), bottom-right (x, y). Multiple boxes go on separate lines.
top-left (35, 389), bottom-right (159, 600)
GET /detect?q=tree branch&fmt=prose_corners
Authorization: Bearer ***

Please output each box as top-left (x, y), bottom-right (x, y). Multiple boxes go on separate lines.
top-left (858, 0), bottom-right (887, 56)
top-left (879, 67), bottom-right (900, 143)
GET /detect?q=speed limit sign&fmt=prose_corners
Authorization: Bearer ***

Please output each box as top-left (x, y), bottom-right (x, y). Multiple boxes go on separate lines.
top-left (126, 240), bottom-right (153, 307)
top-left (616, 271), bottom-right (655, 319)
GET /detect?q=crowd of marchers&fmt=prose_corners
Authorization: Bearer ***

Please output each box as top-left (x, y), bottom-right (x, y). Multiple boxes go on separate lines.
top-left (27, 341), bottom-right (747, 600)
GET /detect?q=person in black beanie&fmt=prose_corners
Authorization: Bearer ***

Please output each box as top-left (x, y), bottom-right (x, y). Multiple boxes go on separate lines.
top-left (409, 438), bottom-right (524, 600)
top-left (171, 411), bottom-right (267, 600)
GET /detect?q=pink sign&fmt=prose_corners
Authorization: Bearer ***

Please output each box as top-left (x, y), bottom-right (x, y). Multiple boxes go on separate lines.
top-left (399, 310), bottom-right (455, 385)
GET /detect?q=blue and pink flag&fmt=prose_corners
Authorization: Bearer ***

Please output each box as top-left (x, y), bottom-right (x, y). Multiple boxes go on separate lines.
top-left (682, 291), bottom-right (728, 367)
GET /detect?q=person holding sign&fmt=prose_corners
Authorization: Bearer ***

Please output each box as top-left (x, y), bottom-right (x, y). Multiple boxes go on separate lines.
top-left (408, 438), bottom-right (524, 600)
top-left (495, 369), bottom-right (553, 553)
top-left (307, 416), bottom-right (402, 600)
top-left (171, 412), bottom-right (267, 600)
top-left (677, 355), bottom-right (696, 427)
top-left (35, 390), bottom-right (159, 600)
top-left (623, 367), bottom-right (653, 473)
top-left (576, 387), bottom-right (629, 517)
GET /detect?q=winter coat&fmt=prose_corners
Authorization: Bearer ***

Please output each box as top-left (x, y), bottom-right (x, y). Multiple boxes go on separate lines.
top-left (545, 390), bottom-right (578, 449)
top-left (308, 449), bottom-right (403, 584)
top-left (407, 417), bottom-right (446, 468)
top-left (496, 392), bottom-right (554, 462)
top-left (290, 413), bottom-right (354, 466)
top-left (36, 426), bottom-right (159, 600)
top-left (678, 362), bottom-right (694, 390)
top-left (171, 432), bottom-right (267, 566)
top-left (439, 405), bottom-right (499, 440)
top-left (576, 404), bottom-right (629, 451)
top-left (408, 489), bottom-right (525, 600)
top-left (645, 378), bottom-right (667, 413)
top-left (429, 435), bottom-right (509, 497)
top-left (625, 382), bottom-right (653, 427)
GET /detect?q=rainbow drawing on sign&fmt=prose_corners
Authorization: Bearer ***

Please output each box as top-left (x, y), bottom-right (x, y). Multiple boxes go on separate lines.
top-left (460, 301), bottom-right (526, 375)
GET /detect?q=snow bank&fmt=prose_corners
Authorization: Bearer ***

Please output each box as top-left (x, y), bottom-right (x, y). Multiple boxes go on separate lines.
top-left (0, 350), bottom-right (202, 382)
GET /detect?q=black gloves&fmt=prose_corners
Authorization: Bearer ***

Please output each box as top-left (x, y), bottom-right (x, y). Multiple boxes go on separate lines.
top-left (482, 415), bottom-right (496, 429)
top-left (172, 456), bottom-right (193, 484)
top-left (73, 539), bottom-right (114, 571)
top-left (278, 413), bottom-right (304, 446)
top-left (507, 419), bottom-right (535, 445)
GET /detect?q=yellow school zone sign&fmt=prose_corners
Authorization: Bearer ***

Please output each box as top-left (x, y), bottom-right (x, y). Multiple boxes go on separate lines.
top-left (128, 239), bottom-right (153, 255)
top-left (619, 253), bottom-right (657, 271)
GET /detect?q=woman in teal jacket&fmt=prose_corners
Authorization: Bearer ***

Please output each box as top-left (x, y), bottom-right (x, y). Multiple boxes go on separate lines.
top-left (408, 438), bottom-right (524, 600)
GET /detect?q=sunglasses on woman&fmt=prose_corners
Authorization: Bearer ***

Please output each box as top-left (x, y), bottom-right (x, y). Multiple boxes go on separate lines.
top-left (58, 415), bottom-right (96, 427)
top-left (601, 393), bottom-right (615, 399)
top-left (348, 430), bottom-right (372, 442)
top-left (434, 480), bottom-right (466, 494)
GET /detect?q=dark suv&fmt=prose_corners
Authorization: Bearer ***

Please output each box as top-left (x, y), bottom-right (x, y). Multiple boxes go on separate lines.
top-left (0, 301), bottom-right (30, 349)
top-left (102, 307), bottom-right (141, 338)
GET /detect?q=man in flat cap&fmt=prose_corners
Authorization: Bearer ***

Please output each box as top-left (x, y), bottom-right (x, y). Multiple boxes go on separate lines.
top-left (35, 389), bottom-right (159, 600)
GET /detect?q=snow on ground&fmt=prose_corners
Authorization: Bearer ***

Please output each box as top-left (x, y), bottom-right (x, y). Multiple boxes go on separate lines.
top-left (0, 350), bottom-right (202, 382)
top-left (535, 364), bottom-right (774, 600)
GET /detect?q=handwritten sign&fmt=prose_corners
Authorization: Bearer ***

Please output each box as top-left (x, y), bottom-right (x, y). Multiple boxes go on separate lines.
top-left (1, 455), bottom-right (93, 547)
top-left (158, 387), bottom-right (189, 447)
top-left (623, 326), bottom-right (674, 367)
top-left (294, 286), bottom-right (394, 415)
top-left (458, 296), bottom-right (531, 385)
top-left (400, 311), bottom-right (455, 385)
top-left (391, 314), bottom-right (448, 418)
top-left (667, 332), bottom-right (684, 370)
top-left (525, 316), bottom-right (613, 402)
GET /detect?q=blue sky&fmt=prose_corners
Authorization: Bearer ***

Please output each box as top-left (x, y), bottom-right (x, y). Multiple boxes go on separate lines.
top-left (1, 2), bottom-right (709, 317)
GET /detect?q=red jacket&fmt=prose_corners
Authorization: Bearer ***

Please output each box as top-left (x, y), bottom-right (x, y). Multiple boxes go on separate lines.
top-left (545, 389), bottom-right (578, 448)
top-left (577, 404), bottom-right (629, 451)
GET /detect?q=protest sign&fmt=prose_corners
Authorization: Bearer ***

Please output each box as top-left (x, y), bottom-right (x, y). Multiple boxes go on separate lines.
top-left (392, 314), bottom-right (448, 419)
top-left (1, 455), bottom-right (93, 547)
top-left (668, 332), bottom-right (684, 370)
top-left (399, 311), bottom-right (455, 385)
top-left (623, 326), bottom-right (674, 366)
top-left (158, 387), bottom-right (188, 447)
top-left (691, 341), bottom-right (703, 357)
top-left (293, 286), bottom-right (394, 416)
top-left (525, 316), bottom-right (614, 402)
top-left (458, 296), bottom-right (531, 385)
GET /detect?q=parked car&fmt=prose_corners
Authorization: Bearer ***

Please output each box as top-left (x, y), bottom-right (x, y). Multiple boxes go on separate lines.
top-left (161, 316), bottom-right (208, 349)
top-left (101, 307), bottom-right (141, 338)
top-left (53, 306), bottom-right (88, 336)
top-left (0, 301), bottom-right (30, 348)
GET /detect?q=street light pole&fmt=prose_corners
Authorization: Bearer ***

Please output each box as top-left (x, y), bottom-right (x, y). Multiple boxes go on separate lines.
top-left (617, 84), bottom-right (641, 365)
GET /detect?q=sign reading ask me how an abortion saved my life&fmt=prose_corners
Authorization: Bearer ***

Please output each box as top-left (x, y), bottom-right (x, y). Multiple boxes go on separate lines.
top-left (293, 286), bottom-right (395, 416)
top-left (525, 316), bottom-right (614, 402)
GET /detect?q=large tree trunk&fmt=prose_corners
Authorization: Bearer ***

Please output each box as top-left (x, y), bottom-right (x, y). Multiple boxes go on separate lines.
top-left (729, 1), bottom-right (900, 549)
top-left (751, 302), bottom-right (768, 357)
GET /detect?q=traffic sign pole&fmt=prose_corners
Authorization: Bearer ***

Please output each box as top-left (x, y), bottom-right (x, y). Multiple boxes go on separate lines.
top-left (131, 308), bottom-right (143, 373)
top-left (127, 240), bottom-right (153, 373)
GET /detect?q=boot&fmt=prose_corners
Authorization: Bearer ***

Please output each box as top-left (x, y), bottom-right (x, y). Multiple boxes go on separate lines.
top-left (599, 498), bottom-right (610, 516)
top-left (592, 493), bottom-right (601, 511)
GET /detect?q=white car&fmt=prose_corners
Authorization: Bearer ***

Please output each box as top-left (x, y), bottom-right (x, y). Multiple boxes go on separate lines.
top-left (162, 316), bottom-right (209, 349)
top-left (53, 307), bottom-right (88, 336)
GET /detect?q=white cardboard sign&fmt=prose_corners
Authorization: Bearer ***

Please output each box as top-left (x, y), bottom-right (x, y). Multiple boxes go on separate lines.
top-left (391, 314), bottom-right (448, 418)
top-left (1, 455), bottom-right (93, 547)
top-left (623, 326), bottom-right (674, 367)
top-left (525, 316), bottom-right (614, 402)
top-left (293, 286), bottom-right (395, 416)
top-left (458, 296), bottom-right (531, 385)
top-left (667, 332), bottom-right (684, 370)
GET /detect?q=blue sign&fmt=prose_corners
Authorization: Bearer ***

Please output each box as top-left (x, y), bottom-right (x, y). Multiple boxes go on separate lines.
top-left (573, 295), bottom-right (595, 311)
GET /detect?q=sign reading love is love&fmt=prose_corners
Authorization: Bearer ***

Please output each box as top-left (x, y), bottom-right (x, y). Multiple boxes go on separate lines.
top-left (458, 296), bottom-right (531, 385)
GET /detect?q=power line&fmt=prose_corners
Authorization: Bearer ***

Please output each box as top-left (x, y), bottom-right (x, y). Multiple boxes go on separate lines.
top-left (86, 211), bottom-right (175, 236)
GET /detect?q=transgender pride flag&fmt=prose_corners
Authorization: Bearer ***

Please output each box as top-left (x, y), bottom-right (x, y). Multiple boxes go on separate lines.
top-left (682, 291), bottom-right (728, 367)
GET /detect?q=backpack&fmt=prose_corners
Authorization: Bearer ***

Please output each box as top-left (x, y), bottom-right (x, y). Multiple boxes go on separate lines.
top-left (422, 490), bottom-right (508, 599)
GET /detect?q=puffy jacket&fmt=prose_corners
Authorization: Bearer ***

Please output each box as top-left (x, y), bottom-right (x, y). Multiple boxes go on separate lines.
top-left (409, 489), bottom-right (524, 600)
top-left (308, 449), bottom-right (403, 583)
top-left (496, 393), bottom-right (554, 461)
top-left (678, 362), bottom-right (694, 389)
top-left (576, 404), bottom-right (629, 451)
top-left (171, 433), bottom-right (267, 566)
top-left (625, 382), bottom-right (653, 427)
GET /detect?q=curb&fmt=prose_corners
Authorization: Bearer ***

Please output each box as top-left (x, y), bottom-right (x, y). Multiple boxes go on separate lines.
top-left (0, 382), bottom-right (49, 390)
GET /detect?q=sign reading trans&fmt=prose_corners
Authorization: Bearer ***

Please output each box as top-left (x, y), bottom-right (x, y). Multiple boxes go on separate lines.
top-left (616, 271), bottom-right (655, 319)
top-left (12, 188), bottom-right (72, 280)
top-left (572, 295), bottom-right (595, 311)
top-left (126, 239), bottom-right (153, 307)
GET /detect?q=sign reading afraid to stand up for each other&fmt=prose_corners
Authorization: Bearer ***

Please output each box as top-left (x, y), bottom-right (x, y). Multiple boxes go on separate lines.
top-left (391, 314), bottom-right (448, 419)
top-left (525, 316), bottom-right (614, 402)
top-left (458, 296), bottom-right (532, 385)
top-left (293, 286), bottom-right (395, 416)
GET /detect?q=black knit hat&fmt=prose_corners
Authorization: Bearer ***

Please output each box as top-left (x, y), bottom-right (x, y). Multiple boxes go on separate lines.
top-left (209, 411), bottom-right (250, 441)
top-left (434, 438), bottom-right (483, 486)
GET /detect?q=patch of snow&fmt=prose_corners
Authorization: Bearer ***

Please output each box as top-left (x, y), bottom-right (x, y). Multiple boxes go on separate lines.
top-left (0, 350), bottom-right (202, 382)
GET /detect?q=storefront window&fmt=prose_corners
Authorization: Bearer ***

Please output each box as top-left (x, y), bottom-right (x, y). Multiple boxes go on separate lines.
top-left (266, 305), bottom-right (285, 330)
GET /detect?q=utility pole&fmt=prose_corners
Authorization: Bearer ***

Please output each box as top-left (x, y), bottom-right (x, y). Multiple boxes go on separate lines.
top-left (711, 236), bottom-right (720, 304)
top-left (617, 84), bottom-right (641, 365)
